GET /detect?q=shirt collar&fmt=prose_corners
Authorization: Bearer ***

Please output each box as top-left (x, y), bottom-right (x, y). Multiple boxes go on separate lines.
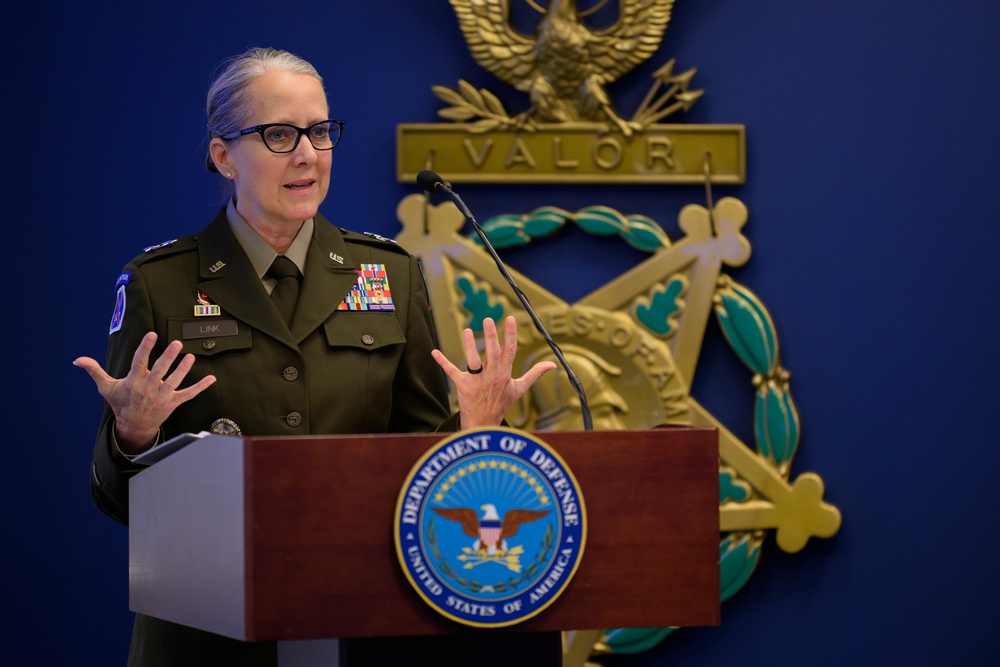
top-left (225, 198), bottom-right (313, 278)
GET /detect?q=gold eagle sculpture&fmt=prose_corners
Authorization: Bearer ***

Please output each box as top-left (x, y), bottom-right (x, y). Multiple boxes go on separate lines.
top-left (447, 0), bottom-right (676, 135)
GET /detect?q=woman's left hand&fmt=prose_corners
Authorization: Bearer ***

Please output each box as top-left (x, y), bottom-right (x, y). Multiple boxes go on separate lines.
top-left (431, 316), bottom-right (556, 429)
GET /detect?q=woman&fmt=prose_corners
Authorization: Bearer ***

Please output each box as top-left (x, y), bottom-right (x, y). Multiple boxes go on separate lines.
top-left (74, 47), bottom-right (554, 666)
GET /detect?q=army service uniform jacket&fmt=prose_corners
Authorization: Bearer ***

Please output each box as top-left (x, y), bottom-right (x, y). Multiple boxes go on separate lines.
top-left (90, 208), bottom-right (457, 527)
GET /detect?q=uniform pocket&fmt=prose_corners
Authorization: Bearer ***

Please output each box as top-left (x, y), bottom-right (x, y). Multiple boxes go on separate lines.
top-left (322, 311), bottom-right (406, 351)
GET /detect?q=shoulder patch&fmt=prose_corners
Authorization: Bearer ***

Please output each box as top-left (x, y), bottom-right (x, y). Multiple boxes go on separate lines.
top-left (109, 284), bottom-right (126, 334)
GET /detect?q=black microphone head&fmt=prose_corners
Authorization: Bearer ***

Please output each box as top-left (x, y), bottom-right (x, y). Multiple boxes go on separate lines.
top-left (416, 170), bottom-right (444, 192)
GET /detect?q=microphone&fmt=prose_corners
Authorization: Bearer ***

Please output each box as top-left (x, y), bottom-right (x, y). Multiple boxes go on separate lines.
top-left (416, 169), bottom-right (447, 193)
top-left (416, 170), bottom-right (593, 431)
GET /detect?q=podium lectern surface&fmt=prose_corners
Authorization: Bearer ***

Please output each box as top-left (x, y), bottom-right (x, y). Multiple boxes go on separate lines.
top-left (130, 427), bottom-right (719, 642)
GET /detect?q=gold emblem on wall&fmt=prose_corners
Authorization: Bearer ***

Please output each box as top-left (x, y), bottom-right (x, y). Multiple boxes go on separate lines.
top-left (398, 0), bottom-right (744, 184)
top-left (395, 1), bottom-right (840, 664)
top-left (396, 193), bottom-right (841, 665)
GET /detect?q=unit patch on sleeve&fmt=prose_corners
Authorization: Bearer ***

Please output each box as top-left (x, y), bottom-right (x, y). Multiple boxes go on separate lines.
top-left (109, 284), bottom-right (126, 334)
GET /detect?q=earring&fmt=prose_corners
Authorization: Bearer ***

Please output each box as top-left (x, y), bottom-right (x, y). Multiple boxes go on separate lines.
top-left (226, 172), bottom-right (233, 178)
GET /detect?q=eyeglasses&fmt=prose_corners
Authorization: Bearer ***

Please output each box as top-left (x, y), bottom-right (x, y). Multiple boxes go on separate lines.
top-left (220, 119), bottom-right (344, 153)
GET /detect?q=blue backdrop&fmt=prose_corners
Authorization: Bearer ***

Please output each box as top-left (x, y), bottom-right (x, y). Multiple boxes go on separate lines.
top-left (6, 1), bottom-right (999, 664)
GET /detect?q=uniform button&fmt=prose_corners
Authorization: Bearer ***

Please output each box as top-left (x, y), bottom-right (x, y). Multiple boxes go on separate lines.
top-left (286, 412), bottom-right (302, 427)
top-left (283, 366), bottom-right (299, 381)
top-left (362, 334), bottom-right (375, 345)
top-left (203, 340), bottom-right (216, 350)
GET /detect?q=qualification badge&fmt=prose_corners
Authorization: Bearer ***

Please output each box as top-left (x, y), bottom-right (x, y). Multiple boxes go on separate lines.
top-left (194, 290), bottom-right (221, 317)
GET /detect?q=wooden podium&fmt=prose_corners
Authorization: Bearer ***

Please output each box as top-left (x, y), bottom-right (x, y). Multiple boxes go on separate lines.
top-left (129, 427), bottom-right (719, 665)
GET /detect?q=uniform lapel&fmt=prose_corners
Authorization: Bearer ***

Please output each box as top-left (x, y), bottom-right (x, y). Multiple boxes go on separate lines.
top-left (194, 210), bottom-right (297, 349)
top-left (290, 215), bottom-right (362, 342)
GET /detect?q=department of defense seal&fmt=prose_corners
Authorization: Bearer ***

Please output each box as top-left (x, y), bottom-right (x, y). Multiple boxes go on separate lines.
top-left (394, 427), bottom-right (586, 628)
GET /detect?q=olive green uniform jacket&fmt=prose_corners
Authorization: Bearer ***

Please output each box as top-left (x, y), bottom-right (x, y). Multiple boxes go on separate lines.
top-left (90, 208), bottom-right (458, 665)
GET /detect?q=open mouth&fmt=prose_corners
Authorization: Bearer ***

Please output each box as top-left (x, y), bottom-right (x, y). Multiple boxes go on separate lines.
top-left (285, 180), bottom-right (315, 191)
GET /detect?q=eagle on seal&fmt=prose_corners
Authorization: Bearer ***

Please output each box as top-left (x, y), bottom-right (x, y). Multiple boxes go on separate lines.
top-left (447, 0), bottom-right (675, 134)
top-left (432, 503), bottom-right (551, 556)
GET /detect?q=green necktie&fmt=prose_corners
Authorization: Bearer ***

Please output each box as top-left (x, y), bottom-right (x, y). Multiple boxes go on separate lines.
top-left (267, 255), bottom-right (301, 325)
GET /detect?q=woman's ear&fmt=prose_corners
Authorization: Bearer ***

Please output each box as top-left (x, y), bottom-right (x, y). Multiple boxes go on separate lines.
top-left (209, 137), bottom-right (235, 178)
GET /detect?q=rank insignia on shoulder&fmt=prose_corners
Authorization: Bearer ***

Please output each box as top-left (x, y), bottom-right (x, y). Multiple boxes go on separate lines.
top-left (363, 232), bottom-right (397, 244)
top-left (338, 263), bottom-right (395, 311)
top-left (143, 239), bottom-right (177, 253)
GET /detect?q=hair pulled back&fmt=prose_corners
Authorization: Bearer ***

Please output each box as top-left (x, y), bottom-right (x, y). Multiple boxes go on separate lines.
top-left (205, 47), bottom-right (323, 173)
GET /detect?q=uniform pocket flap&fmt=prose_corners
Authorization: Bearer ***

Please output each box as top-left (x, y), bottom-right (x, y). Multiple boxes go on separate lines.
top-left (323, 311), bottom-right (406, 351)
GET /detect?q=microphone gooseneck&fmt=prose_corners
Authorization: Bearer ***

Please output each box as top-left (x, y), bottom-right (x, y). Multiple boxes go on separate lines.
top-left (417, 170), bottom-right (593, 431)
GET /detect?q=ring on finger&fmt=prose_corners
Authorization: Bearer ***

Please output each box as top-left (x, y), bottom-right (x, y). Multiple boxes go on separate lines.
top-left (467, 364), bottom-right (484, 375)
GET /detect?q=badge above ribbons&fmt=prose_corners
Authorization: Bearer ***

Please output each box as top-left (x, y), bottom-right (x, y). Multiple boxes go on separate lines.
top-left (394, 427), bottom-right (586, 627)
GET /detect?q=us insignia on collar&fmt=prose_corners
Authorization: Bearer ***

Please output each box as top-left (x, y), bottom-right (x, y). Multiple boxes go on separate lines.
top-left (338, 263), bottom-right (394, 311)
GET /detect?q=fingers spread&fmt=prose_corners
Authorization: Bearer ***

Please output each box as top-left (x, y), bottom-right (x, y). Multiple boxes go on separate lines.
top-left (129, 332), bottom-right (159, 375)
top-left (162, 352), bottom-right (197, 390)
top-left (431, 348), bottom-right (461, 380)
top-left (481, 317), bottom-right (500, 362)
top-left (175, 374), bottom-right (217, 402)
top-left (500, 315), bottom-right (518, 365)
top-left (148, 339), bottom-right (184, 382)
top-left (73, 356), bottom-right (114, 395)
top-left (462, 327), bottom-right (482, 370)
top-left (517, 361), bottom-right (558, 390)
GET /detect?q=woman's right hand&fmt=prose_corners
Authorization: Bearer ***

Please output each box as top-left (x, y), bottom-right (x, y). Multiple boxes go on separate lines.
top-left (74, 331), bottom-right (216, 455)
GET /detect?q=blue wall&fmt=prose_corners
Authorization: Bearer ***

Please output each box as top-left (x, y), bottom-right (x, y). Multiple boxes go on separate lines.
top-left (7, 1), bottom-right (999, 664)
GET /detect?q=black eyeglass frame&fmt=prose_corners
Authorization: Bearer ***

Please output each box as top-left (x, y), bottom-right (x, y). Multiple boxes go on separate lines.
top-left (219, 119), bottom-right (345, 153)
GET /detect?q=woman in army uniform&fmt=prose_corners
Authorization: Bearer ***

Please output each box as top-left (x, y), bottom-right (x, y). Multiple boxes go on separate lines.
top-left (74, 47), bottom-right (555, 667)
